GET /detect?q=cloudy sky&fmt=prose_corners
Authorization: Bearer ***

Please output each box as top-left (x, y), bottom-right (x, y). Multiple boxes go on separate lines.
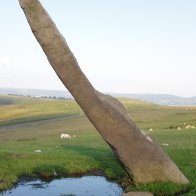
top-left (0, 0), bottom-right (196, 97)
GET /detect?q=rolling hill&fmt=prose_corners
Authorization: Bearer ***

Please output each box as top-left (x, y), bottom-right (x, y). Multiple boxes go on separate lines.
top-left (0, 88), bottom-right (196, 106)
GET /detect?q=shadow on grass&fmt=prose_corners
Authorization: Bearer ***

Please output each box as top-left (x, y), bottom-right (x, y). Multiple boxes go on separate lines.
top-left (25, 143), bottom-right (127, 185)
top-left (33, 164), bottom-right (66, 182)
top-left (61, 144), bottom-right (127, 178)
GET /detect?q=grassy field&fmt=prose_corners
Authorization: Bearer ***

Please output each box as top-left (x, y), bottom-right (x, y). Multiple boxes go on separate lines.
top-left (0, 95), bottom-right (195, 195)
top-left (0, 95), bottom-right (80, 126)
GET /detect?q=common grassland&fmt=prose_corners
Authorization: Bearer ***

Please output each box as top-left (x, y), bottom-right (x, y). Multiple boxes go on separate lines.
top-left (0, 95), bottom-right (195, 195)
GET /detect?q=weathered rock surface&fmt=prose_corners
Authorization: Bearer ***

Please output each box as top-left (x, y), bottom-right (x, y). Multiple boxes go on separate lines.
top-left (19, 0), bottom-right (189, 184)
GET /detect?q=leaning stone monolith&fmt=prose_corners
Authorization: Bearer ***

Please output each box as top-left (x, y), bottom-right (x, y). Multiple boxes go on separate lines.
top-left (19, 0), bottom-right (189, 184)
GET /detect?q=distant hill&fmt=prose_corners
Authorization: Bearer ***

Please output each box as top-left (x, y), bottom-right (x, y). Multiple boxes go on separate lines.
top-left (110, 93), bottom-right (196, 106)
top-left (0, 88), bottom-right (72, 99)
top-left (0, 88), bottom-right (196, 106)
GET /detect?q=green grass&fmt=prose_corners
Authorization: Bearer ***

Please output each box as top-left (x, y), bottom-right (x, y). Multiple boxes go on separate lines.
top-left (0, 95), bottom-right (81, 126)
top-left (0, 95), bottom-right (196, 195)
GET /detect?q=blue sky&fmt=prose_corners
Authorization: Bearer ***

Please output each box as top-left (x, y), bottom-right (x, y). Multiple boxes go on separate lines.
top-left (0, 0), bottom-right (196, 97)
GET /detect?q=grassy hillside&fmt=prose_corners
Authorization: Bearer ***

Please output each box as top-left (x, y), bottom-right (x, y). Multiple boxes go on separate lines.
top-left (0, 95), bottom-right (81, 126)
top-left (0, 95), bottom-right (27, 105)
top-left (0, 95), bottom-right (195, 195)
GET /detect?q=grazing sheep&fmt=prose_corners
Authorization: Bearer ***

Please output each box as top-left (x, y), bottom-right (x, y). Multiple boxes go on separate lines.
top-left (177, 127), bottom-right (181, 130)
top-left (185, 125), bottom-right (195, 129)
top-left (35, 149), bottom-right (41, 153)
top-left (148, 128), bottom-right (153, 131)
top-left (186, 125), bottom-right (193, 129)
top-left (60, 133), bottom-right (71, 139)
top-left (162, 143), bottom-right (169, 147)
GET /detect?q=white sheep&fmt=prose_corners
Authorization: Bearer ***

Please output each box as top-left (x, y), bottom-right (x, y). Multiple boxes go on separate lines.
top-left (60, 133), bottom-right (71, 139)
top-left (35, 149), bottom-right (42, 153)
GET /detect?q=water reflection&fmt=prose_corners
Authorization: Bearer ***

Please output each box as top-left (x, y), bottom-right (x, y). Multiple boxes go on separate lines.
top-left (0, 176), bottom-right (123, 196)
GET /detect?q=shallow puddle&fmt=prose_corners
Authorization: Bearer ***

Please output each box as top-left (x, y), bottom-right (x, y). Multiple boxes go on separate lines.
top-left (0, 176), bottom-right (123, 196)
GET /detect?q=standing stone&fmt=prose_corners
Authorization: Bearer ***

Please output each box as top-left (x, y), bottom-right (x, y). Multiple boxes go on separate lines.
top-left (19, 0), bottom-right (189, 184)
